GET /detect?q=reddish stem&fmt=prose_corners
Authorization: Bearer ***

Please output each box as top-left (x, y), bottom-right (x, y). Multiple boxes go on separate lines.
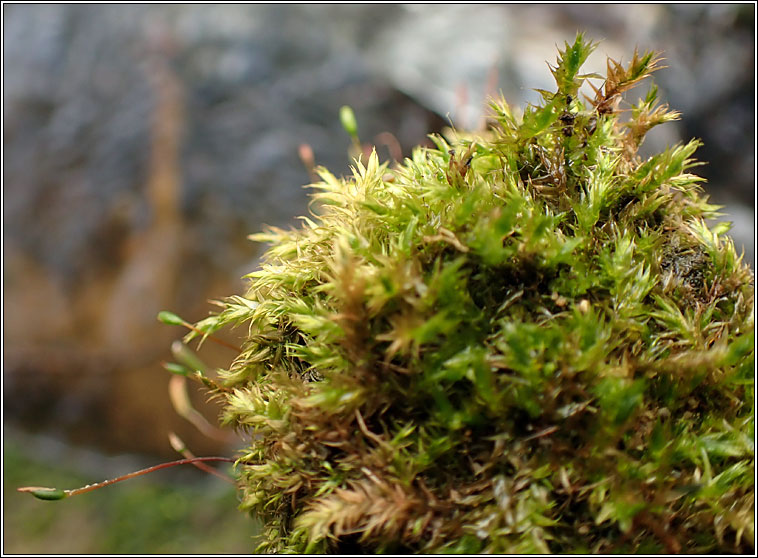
top-left (182, 322), bottom-right (242, 353)
top-left (66, 457), bottom-right (235, 497)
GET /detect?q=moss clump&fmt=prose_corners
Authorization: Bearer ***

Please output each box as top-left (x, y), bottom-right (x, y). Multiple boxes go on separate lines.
top-left (183, 34), bottom-right (754, 553)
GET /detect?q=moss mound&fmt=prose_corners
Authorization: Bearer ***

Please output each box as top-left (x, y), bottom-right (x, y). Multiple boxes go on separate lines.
top-left (183, 34), bottom-right (754, 553)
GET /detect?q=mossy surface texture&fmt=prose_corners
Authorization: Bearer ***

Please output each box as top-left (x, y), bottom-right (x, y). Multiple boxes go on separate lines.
top-left (186, 35), bottom-right (754, 553)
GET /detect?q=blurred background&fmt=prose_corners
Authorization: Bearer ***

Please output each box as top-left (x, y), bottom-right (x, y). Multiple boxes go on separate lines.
top-left (3, 4), bottom-right (754, 553)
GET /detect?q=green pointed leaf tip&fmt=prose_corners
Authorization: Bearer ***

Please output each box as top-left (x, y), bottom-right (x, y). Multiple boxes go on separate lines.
top-left (339, 105), bottom-right (358, 138)
top-left (551, 32), bottom-right (597, 96)
top-left (172, 37), bottom-right (754, 554)
top-left (157, 310), bottom-right (185, 326)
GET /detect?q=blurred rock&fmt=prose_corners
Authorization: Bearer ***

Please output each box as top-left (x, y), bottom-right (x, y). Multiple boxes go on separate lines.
top-left (2, 4), bottom-right (444, 458)
top-left (3, 4), bottom-right (753, 459)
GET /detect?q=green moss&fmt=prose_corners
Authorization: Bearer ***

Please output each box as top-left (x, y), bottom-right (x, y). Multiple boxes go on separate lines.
top-left (184, 34), bottom-right (754, 553)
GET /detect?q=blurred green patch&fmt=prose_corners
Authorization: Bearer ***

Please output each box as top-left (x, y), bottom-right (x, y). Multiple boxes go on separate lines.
top-left (3, 436), bottom-right (260, 554)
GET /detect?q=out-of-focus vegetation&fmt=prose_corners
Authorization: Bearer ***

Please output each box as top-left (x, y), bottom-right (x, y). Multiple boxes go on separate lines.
top-left (3, 434), bottom-right (259, 554)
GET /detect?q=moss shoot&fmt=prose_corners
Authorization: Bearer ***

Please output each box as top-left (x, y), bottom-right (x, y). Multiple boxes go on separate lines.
top-left (181, 34), bottom-right (754, 553)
